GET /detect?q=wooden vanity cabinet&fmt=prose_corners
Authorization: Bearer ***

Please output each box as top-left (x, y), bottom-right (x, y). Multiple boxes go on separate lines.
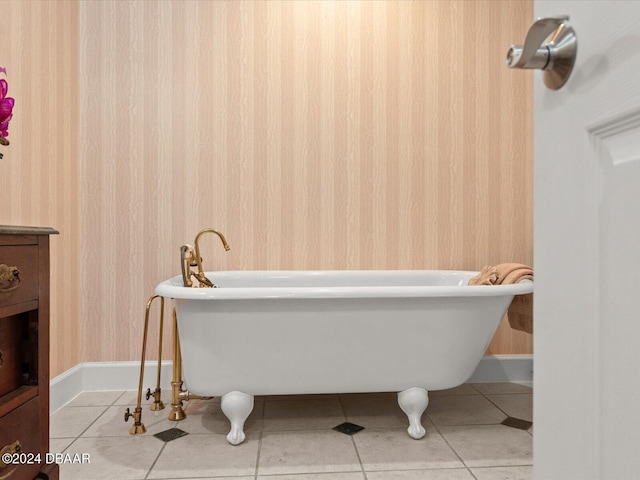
top-left (0, 227), bottom-right (59, 480)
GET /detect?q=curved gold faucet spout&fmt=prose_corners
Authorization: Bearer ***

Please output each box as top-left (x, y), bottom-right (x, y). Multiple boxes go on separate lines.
top-left (193, 272), bottom-right (214, 288)
top-left (193, 229), bottom-right (230, 288)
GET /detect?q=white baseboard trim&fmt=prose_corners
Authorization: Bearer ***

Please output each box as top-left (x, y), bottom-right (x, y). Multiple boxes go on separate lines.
top-left (467, 354), bottom-right (533, 386)
top-left (50, 361), bottom-right (173, 413)
top-left (50, 354), bottom-right (533, 413)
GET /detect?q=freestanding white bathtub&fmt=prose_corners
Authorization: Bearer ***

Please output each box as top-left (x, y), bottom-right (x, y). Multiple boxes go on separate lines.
top-left (155, 270), bottom-right (533, 445)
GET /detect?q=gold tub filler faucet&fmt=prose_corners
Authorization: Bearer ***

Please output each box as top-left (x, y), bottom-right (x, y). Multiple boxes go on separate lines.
top-left (125, 228), bottom-right (230, 434)
top-left (181, 228), bottom-right (230, 288)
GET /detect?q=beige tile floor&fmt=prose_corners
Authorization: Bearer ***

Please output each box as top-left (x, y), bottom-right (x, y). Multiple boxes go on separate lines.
top-left (50, 383), bottom-right (532, 480)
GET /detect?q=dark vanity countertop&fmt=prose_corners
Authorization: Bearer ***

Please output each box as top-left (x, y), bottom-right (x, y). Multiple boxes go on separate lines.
top-left (0, 225), bottom-right (59, 235)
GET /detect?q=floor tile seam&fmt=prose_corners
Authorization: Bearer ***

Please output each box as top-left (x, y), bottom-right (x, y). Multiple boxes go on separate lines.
top-left (429, 393), bottom-right (482, 398)
top-left (48, 436), bottom-right (78, 441)
top-left (64, 403), bottom-right (122, 408)
top-left (262, 414), bottom-right (346, 422)
top-left (335, 392), bottom-right (365, 460)
top-left (156, 431), bottom-right (235, 438)
top-left (256, 475), bottom-right (359, 480)
top-left (52, 436), bottom-right (79, 454)
top-left (481, 394), bottom-right (517, 420)
top-left (351, 425), bottom-right (428, 434)
top-left (260, 423), bottom-right (408, 435)
top-left (470, 387), bottom-right (534, 397)
top-left (257, 467), bottom-right (364, 477)
top-left (265, 394), bottom-right (341, 398)
top-left (144, 441), bottom-right (168, 480)
top-left (74, 431), bottom-right (232, 441)
top-left (467, 384), bottom-right (484, 394)
top-left (427, 418), bottom-right (473, 472)
top-left (475, 392), bottom-right (533, 399)
top-left (109, 390), bottom-right (127, 405)
top-left (483, 392), bottom-right (533, 396)
top-left (463, 460), bottom-right (535, 469)
top-left (424, 419), bottom-right (507, 428)
top-left (483, 394), bottom-right (533, 404)
top-left (263, 396), bottom-right (342, 403)
top-left (253, 432), bottom-right (262, 480)
top-left (262, 413), bottom-right (346, 421)
top-left (348, 423), bottom-right (368, 479)
top-left (467, 469), bottom-right (481, 480)
top-left (364, 466), bottom-right (483, 473)
top-left (470, 463), bottom-right (535, 470)
top-left (63, 405), bottom-right (110, 439)
top-left (254, 401), bottom-right (267, 480)
top-left (161, 477), bottom-right (252, 480)
top-left (471, 384), bottom-right (533, 393)
top-left (260, 425), bottom-right (358, 433)
top-left (77, 389), bottom-right (128, 405)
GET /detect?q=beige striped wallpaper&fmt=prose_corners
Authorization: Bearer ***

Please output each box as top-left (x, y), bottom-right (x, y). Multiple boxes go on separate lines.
top-left (4, 0), bottom-right (533, 378)
top-left (0, 0), bottom-right (82, 377)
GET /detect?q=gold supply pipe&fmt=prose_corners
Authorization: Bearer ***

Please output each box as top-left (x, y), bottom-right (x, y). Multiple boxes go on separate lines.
top-left (169, 307), bottom-right (186, 421)
top-left (178, 391), bottom-right (212, 401)
top-left (125, 294), bottom-right (163, 434)
top-left (148, 296), bottom-right (165, 411)
top-left (180, 244), bottom-right (195, 287)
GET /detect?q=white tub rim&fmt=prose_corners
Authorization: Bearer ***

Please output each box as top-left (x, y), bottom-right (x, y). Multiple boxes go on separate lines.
top-left (155, 269), bottom-right (533, 300)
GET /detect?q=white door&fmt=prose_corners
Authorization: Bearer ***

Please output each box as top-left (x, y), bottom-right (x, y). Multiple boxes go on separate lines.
top-left (533, 1), bottom-right (640, 479)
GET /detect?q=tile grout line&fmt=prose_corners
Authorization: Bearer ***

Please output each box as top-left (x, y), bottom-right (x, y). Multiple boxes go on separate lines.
top-left (426, 410), bottom-right (478, 478)
top-left (55, 436), bottom-right (78, 455)
top-left (481, 390), bottom-right (534, 429)
top-left (254, 398), bottom-right (267, 480)
top-left (113, 390), bottom-right (128, 405)
top-left (336, 393), bottom-right (368, 480)
top-left (50, 391), bottom-right (125, 472)
top-left (54, 391), bottom-right (170, 480)
top-left (429, 389), bottom-right (534, 472)
top-left (64, 405), bottom-right (112, 440)
top-left (52, 390), bottom-right (137, 441)
top-left (51, 402), bottom-right (109, 480)
top-left (144, 441), bottom-right (168, 480)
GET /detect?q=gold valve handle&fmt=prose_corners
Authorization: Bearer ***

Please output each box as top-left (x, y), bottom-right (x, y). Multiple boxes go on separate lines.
top-left (0, 264), bottom-right (20, 293)
top-left (0, 440), bottom-right (22, 469)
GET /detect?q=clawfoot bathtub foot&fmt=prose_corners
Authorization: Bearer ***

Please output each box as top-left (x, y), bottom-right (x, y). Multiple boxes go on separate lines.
top-left (398, 387), bottom-right (429, 440)
top-left (220, 391), bottom-right (254, 445)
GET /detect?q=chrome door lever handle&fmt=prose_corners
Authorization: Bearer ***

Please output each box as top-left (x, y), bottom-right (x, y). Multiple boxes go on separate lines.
top-left (507, 16), bottom-right (568, 69)
top-left (506, 15), bottom-right (577, 90)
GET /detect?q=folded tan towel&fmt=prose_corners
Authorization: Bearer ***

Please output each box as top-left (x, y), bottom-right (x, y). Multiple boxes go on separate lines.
top-left (507, 293), bottom-right (533, 334)
top-left (468, 265), bottom-right (499, 285)
top-left (469, 263), bottom-right (533, 334)
top-left (469, 263), bottom-right (533, 285)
